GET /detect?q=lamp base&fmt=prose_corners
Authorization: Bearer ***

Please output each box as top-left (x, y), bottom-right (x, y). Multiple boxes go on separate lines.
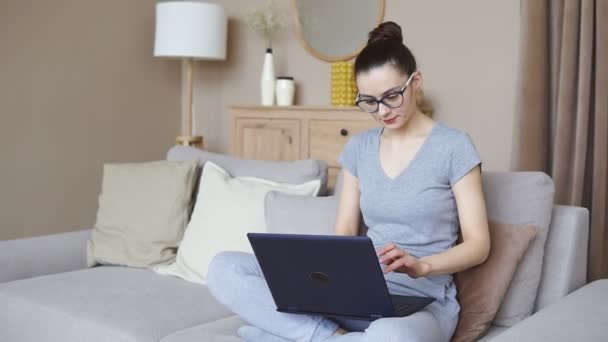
top-left (176, 135), bottom-right (204, 149)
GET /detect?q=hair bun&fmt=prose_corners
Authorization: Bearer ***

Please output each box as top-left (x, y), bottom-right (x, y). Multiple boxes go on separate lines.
top-left (367, 21), bottom-right (403, 45)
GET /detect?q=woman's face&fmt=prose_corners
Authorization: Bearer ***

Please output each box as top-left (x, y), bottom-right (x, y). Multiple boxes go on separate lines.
top-left (355, 64), bottom-right (420, 131)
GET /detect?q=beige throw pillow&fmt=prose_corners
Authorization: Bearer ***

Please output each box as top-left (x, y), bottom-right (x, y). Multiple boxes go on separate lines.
top-left (87, 160), bottom-right (198, 268)
top-left (154, 161), bottom-right (322, 284)
top-left (452, 221), bottom-right (538, 342)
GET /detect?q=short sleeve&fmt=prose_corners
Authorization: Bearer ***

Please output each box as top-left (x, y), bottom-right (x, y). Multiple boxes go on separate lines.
top-left (449, 132), bottom-right (482, 186)
top-left (338, 135), bottom-right (359, 177)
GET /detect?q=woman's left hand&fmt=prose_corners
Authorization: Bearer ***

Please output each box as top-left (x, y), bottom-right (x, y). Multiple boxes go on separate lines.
top-left (377, 243), bottom-right (432, 279)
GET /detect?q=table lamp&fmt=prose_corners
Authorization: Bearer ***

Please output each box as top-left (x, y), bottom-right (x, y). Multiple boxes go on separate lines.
top-left (154, 1), bottom-right (227, 148)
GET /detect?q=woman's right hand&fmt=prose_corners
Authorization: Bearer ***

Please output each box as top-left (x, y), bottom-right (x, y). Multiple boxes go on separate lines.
top-left (377, 243), bottom-right (431, 279)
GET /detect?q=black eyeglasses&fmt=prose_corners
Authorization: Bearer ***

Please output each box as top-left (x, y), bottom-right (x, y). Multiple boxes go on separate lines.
top-left (355, 72), bottom-right (416, 114)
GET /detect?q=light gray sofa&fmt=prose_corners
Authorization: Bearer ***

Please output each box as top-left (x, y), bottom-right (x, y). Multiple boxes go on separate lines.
top-left (1, 146), bottom-right (606, 342)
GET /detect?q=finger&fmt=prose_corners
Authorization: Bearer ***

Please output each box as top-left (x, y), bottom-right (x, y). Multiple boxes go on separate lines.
top-left (383, 258), bottom-right (406, 274)
top-left (377, 243), bottom-right (396, 257)
top-left (381, 246), bottom-right (409, 259)
top-left (381, 256), bottom-right (398, 267)
top-left (380, 247), bottom-right (409, 264)
top-left (379, 249), bottom-right (405, 264)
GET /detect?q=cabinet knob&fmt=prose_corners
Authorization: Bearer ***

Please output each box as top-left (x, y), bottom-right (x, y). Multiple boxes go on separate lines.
top-left (340, 129), bottom-right (349, 137)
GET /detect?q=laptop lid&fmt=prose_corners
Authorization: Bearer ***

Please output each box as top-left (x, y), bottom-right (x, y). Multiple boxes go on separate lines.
top-left (247, 233), bottom-right (395, 319)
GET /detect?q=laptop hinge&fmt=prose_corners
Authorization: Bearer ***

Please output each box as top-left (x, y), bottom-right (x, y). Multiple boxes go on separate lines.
top-left (369, 314), bottom-right (383, 320)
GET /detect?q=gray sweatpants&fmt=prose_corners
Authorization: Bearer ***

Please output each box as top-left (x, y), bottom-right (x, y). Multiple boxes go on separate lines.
top-left (207, 251), bottom-right (458, 342)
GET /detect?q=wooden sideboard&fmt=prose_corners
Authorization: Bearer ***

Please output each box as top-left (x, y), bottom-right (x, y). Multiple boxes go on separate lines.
top-left (230, 106), bottom-right (378, 190)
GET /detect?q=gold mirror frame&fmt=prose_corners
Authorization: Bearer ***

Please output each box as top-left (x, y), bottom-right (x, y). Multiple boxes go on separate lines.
top-left (290, 0), bottom-right (386, 62)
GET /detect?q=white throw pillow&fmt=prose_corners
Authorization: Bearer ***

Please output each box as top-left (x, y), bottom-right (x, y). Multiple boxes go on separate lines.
top-left (154, 161), bottom-right (321, 284)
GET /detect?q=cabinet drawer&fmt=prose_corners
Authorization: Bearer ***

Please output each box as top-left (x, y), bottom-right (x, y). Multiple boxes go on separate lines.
top-left (309, 120), bottom-right (377, 167)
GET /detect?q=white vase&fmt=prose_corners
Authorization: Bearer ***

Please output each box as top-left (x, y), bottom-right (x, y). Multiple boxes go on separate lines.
top-left (260, 48), bottom-right (275, 106)
top-left (276, 76), bottom-right (295, 106)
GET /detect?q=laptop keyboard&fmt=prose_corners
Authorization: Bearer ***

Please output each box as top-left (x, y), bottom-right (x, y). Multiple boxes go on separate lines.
top-left (394, 303), bottom-right (409, 312)
top-left (390, 296), bottom-right (411, 313)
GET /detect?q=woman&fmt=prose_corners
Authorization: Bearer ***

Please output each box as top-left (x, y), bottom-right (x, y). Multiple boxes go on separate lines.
top-left (207, 21), bottom-right (490, 342)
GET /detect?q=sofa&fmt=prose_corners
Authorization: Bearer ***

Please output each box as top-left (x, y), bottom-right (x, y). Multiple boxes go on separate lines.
top-left (1, 146), bottom-right (606, 342)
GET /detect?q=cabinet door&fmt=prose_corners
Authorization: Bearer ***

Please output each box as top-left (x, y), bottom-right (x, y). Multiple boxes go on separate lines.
top-left (235, 118), bottom-right (300, 161)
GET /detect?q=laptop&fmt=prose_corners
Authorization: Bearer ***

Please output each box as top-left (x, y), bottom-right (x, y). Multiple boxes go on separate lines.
top-left (247, 233), bottom-right (435, 321)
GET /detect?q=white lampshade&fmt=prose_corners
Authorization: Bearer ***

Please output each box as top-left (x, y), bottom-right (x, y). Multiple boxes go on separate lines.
top-left (154, 1), bottom-right (227, 60)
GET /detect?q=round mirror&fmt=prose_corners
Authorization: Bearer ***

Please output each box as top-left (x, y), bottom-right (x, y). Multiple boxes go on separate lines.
top-left (291, 0), bottom-right (385, 62)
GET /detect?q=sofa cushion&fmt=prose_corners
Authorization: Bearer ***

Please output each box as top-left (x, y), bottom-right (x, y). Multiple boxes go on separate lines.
top-left (490, 279), bottom-right (608, 341)
top-left (452, 221), bottom-right (538, 342)
top-left (481, 172), bottom-right (554, 327)
top-left (265, 192), bottom-right (339, 235)
top-left (155, 162), bottom-right (321, 284)
top-left (160, 313), bottom-right (514, 342)
top-left (166, 146), bottom-right (329, 194)
top-left (161, 316), bottom-right (244, 342)
top-left (87, 160), bottom-right (198, 268)
top-left (265, 192), bottom-right (369, 236)
top-left (0, 267), bottom-right (232, 342)
top-left (476, 325), bottom-right (508, 341)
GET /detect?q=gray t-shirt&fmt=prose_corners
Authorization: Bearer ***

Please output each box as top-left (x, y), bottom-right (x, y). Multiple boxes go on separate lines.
top-left (338, 122), bottom-right (481, 302)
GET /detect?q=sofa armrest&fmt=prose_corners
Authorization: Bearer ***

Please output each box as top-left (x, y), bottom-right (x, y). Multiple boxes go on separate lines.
top-left (490, 280), bottom-right (608, 341)
top-left (0, 229), bottom-right (91, 283)
top-left (535, 205), bottom-right (589, 311)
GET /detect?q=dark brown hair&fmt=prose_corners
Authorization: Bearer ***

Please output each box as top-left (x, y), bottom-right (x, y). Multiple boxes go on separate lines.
top-left (355, 21), bottom-right (433, 116)
top-left (354, 21), bottom-right (416, 77)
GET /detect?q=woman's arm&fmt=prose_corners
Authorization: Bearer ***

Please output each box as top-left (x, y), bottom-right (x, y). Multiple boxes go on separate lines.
top-left (379, 165), bottom-right (490, 277)
top-left (334, 169), bottom-right (361, 236)
top-left (420, 165), bottom-right (490, 276)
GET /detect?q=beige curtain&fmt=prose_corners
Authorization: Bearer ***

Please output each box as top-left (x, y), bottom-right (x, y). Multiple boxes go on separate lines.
top-left (512, 0), bottom-right (608, 281)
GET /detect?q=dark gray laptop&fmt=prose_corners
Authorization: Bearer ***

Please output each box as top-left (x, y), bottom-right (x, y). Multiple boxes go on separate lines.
top-left (247, 233), bottom-right (434, 321)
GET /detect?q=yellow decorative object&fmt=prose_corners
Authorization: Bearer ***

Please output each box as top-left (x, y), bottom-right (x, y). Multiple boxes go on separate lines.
top-left (330, 61), bottom-right (357, 106)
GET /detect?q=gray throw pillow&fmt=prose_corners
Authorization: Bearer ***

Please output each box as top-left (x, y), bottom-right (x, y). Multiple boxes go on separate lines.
top-left (87, 160), bottom-right (198, 268)
top-left (265, 192), bottom-right (339, 235)
top-left (167, 146), bottom-right (329, 194)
